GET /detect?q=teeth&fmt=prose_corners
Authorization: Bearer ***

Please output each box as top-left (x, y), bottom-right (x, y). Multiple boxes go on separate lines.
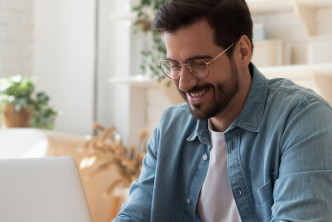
top-left (189, 90), bottom-right (207, 97)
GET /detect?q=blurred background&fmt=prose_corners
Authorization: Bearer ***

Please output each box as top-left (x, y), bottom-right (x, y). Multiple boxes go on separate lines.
top-left (1, 0), bottom-right (332, 145)
top-left (1, 0), bottom-right (332, 221)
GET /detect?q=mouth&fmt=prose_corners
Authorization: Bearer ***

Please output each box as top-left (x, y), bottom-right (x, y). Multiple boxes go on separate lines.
top-left (186, 86), bottom-right (212, 102)
top-left (188, 88), bottom-right (209, 98)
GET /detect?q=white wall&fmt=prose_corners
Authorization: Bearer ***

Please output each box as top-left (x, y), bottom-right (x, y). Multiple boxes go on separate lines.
top-left (0, 0), bottom-right (33, 78)
top-left (1, 0), bottom-right (139, 144)
top-left (33, 0), bottom-right (96, 135)
top-left (101, 0), bottom-right (140, 145)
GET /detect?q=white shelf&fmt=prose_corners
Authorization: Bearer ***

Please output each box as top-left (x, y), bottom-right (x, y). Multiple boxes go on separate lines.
top-left (259, 63), bottom-right (332, 77)
top-left (109, 12), bottom-right (135, 21)
top-left (247, 0), bottom-right (332, 14)
top-left (247, 0), bottom-right (293, 13)
top-left (109, 75), bottom-right (159, 88)
top-left (109, 63), bottom-right (332, 88)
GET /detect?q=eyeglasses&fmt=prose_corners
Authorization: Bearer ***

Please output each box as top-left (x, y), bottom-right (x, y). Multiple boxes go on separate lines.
top-left (158, 43), bottom-right (235, 80)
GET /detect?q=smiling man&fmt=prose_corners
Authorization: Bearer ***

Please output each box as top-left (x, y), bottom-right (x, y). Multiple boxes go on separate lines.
top-left (162, 20), bottom-right (251, 132)
top-left (113, 0), bottom-right (332, 222)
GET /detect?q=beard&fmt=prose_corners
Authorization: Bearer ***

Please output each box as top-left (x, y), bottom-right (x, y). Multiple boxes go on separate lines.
top-left (178, 63), bottom-right (239, 119)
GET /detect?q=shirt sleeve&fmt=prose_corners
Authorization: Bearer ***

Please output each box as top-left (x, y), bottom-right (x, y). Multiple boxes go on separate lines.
top-left (271, 100), bottom-right (332, 221)
top-left (112, 125), bottom-right (160, 222)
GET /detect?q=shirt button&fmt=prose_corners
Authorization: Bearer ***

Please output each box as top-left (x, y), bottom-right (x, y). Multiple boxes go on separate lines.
top-left (186, 198), bottom-right (191, 204)
top-left (238, 189), bottom-right (242, 195)
top-left (202, 154), bottom-right (208, 161)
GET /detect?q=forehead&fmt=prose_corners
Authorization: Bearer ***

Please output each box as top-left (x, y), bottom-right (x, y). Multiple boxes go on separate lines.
top-left (163, 19), bottom-right (218, 59)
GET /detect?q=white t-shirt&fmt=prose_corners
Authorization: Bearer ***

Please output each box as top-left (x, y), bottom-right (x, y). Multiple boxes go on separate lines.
top-left (196, 121), bottom-right (241, 222)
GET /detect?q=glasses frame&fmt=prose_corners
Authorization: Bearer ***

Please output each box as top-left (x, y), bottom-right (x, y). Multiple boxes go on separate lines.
top-left (158, 43), bottom-right (235, 80)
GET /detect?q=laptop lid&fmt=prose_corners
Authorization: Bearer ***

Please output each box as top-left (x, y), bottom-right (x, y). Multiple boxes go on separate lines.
top-left (0, 156), bottom-right (93, 222)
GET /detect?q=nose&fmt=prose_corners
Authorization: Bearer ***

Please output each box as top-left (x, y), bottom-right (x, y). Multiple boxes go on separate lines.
top-left (177, 66), bottom-right (198, 92)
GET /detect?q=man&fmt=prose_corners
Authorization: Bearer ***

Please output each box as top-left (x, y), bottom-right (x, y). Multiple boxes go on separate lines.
top-left (113, 0), bottom-right (332, 221)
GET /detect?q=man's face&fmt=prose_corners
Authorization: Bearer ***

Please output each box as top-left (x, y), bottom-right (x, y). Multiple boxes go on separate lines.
top-left (164, 19), bottom-right (240, 119)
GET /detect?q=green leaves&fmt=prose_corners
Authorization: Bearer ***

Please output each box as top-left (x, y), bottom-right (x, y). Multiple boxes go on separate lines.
top-left (30, 91), bottom-right (58, 130)
top-left (132, 0), bottom-right (168, 82)
top-left (0, 75), bottom-right (34, 105)
top-left (0, 75), bottom-right (33, 111)
top-left (35, 92), bottom-right (50, 105)
top-left (0, 75), bottom-right (58, 130)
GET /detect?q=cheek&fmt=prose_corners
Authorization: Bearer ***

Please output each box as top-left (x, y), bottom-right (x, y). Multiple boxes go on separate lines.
top-left (208, 60), bottom-right (232, 81)
top-left (172, 79), bottom-right (179, 87)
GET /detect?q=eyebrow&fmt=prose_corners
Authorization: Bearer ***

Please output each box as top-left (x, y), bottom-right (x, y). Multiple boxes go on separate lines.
top-left (164, 55), bottom-right (213, 63)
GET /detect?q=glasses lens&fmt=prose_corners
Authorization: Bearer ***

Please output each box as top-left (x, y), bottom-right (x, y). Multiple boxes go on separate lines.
top-left (187, 59), bottom-right (208, 78)
top-left (160, 60), bottom-right (181, 79)
top-left (159, 59), bottom-right (209, 80)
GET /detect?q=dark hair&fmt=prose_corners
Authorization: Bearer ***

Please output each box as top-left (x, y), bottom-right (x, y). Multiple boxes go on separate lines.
top-left (152, 0), bottom-right (253, 55)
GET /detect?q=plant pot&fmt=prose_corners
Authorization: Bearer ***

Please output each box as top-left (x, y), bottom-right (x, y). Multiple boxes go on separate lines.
top-left (2, 104), bottom-right (31, 128)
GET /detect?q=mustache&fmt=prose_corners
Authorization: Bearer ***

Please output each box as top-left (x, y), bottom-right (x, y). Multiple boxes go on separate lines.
top-left (186, 84), bottom-right (213, 94)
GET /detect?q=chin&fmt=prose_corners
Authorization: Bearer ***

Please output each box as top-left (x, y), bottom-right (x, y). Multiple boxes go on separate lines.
top-left (189, 103), bottom-right (209, 119)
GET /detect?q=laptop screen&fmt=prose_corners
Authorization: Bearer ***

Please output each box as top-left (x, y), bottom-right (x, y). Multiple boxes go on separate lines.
top-left (0, 156), bottom-right (93, 222)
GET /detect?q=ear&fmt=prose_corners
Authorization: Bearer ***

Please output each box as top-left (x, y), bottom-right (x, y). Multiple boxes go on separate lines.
top-left (236, 35), bottom-right (252, 67)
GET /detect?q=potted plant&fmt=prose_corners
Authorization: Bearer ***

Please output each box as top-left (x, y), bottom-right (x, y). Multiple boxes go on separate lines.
top-left (132, 0), bottom-right (184, 104)
top-left (78, 122), bottom-right (148, 220)
top-left (0, 75), bottom-right (58, 130)
top-left (132, 0), bottom-right (167, 82)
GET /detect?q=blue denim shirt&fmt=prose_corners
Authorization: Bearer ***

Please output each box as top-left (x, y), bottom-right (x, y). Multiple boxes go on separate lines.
top-left (113, 64), bottom-right (332, 222)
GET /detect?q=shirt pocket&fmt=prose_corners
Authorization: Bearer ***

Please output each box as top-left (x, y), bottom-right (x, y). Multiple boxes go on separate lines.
top-left (254, 179), bottom-right (273, 221)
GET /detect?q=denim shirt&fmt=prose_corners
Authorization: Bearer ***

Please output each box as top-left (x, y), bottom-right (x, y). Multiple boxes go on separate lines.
top-left (113, 64), bottom-right (332, 222)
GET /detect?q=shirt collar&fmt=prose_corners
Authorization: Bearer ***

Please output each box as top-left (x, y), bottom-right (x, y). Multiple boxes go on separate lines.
top-left (226, 63), bottom-right (268, 133)
top-left (187, 118), bottom-right (211, 146)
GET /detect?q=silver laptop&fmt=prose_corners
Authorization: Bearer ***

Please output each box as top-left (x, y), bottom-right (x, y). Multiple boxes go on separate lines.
top-left (0, 156), bottom-right (93, 222)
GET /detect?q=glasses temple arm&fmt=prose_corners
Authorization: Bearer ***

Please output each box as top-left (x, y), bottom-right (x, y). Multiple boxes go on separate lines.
top-left (207, 43), bottom-right (235, 65)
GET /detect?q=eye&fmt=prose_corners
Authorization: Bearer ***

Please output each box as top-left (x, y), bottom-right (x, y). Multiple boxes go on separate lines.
top-left (187, 59), bottom-right (207, 70)
top-left (190, 59), bottom-right (206, 65)
top-left (169, 61), bottom-right (181, 70)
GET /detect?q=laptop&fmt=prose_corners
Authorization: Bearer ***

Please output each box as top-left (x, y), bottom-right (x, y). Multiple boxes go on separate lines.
top-left (0, 156), bottom-right (93, 222)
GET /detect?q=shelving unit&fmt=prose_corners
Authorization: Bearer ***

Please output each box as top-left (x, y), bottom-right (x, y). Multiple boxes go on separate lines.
top-left (249, 0), bottom-right (332, 36)
top-left (248, 0), bottom-right (332, 105)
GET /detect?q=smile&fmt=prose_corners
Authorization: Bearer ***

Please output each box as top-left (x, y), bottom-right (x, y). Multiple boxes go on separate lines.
top-left (188, 88), bottom-right (210, 98)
